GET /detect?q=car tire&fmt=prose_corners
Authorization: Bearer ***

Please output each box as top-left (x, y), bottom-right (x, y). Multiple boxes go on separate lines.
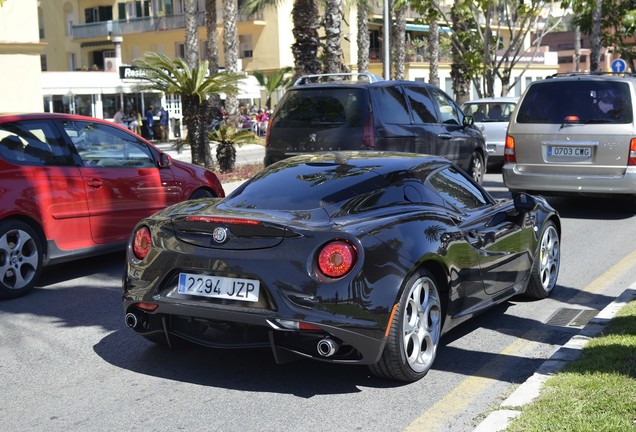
top-left (369, 269), bottom-right (443, 382)
top-left (469, 151), bottom-right (485, 184)
top-left (0, 220), bottom-right (43, 299)
top-left (525, 221), bottom-right (560, 299)
top-left (189, 188), bottom-right (215, 199)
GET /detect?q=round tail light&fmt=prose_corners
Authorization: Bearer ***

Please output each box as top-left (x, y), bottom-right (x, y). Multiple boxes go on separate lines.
top-left (132, 227), bottom-right (152, 260)
top-left (318, 240), bottom-right (356, 278)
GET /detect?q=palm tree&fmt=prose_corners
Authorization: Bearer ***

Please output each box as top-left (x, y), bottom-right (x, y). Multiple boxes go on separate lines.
top-left (206, 0), bottom-right (220, 74)
top-left (133, 52), bottom-right (243, 169)
top-left (184, 0), bottom-right (199, 68)
top-left (323, 0), bottom-right (344, 73)
top-left (223, 0), bottom-right (241, 126)
top-left (242, 0), bottom-right (321, 79)
top-left (356, 0), bottom-right (371, 73)
top-left (252, 67), bottom-right (293, 109)
top-left (392, 0), bottom-right (407, 80)
top-left (210, 125), bottom-right (257, 172)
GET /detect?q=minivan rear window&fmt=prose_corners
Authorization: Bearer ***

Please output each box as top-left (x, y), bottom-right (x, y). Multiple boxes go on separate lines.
top-left (271, 88), bottom-right (369, 127)
top-left (516, 80), bottom-right (633, 124)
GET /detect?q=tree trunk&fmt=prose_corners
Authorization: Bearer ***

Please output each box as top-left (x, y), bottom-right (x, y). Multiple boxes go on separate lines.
top-left (291, 0), bottom-right (322, 79)
top-left (223, 0), bottom-right (240, 126)
top-left (323, 0), bottom-right (343, 74)
top-left (574, 23), bottom-right (581, 72)
top-left (184, 0), bottom-right (199, 68)
top-left (184, 95), bottom-right (215, 169)
top-left (206, 0), bottom-right (219, 74)
top-left (428, 5), bottom-right (439, 87)
top-left (357, 2), bottom-right (370, 73)
top-left (392, 4), bottom-right (406, 80)
top-left (450, 3), bottom-right (471, 105)
top-left (590, 0), bottom-right (602, 72)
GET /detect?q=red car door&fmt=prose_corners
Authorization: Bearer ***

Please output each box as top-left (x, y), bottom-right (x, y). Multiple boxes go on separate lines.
top-left (60, 120), bottom-right (181, 244)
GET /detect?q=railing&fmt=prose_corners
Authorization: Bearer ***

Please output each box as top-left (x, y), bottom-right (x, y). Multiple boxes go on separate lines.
top-left (72, 12), bottom-right (264, 40)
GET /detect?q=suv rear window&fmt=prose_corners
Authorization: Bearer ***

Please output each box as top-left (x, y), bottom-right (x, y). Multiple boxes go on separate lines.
top-left (271, 88), bottom-right (369, 128)
top-left (516, 80), bottom-right (633, 124)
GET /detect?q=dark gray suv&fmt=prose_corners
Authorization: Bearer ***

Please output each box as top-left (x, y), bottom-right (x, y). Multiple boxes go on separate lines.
top-left (264, 73), bottom-right (487, 183)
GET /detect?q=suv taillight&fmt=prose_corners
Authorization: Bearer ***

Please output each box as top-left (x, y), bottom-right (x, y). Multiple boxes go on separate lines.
top-left (363, 114), bottom-right (375, 149)
top-left (504, 135), bottom-right (516, 163)
top-left (629, 138), bottom-right (636, 165)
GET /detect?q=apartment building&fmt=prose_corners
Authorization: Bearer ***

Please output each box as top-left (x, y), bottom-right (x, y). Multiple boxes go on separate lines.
top-left (2, 1), bottom-right (564, 124)
top-left (0, 0), bottom-right (45, 112)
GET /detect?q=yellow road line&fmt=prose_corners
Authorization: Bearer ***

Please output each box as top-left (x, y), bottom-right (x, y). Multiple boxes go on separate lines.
top-left (405, 247), bottom-right (636, 431)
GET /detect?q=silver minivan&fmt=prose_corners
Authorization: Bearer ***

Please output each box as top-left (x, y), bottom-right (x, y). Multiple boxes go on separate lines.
top-left (503, 74), bottom-right (636, 196)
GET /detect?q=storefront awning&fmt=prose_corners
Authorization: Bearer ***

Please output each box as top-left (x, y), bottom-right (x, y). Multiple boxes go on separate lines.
top-left (406, 24), bottom-right (451, 33)
top-left (80, 40), bottom-right (115, 48)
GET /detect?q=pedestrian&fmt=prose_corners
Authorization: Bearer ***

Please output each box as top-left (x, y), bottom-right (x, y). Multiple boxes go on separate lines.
top-left (159, 107), bottom-right (169, 141)
top-left (113, 107), bottom-right (126, 128)
top-left (129, 109), bottom-right (142, 135)
top-left (145, 106), bottom-right (154, 140)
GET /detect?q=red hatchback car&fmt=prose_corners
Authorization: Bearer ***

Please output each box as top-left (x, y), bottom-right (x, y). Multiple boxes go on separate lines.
top-left (0, 113), bottom-right (224, 299)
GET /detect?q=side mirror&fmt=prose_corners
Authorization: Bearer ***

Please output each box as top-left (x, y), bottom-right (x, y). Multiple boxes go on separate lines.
top-left (158, 152), bottom-right (172, 168)
top-left (463, 115), bottom-right (474, 127)
top-left (513, 192), bottom-right (538, 212)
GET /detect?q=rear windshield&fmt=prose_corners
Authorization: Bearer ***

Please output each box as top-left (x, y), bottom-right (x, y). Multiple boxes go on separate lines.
top-left (462, 102), bottom-right (516, 122)
top-left (516, 80), bottom-right (633, 124)
top-left (224, 161), bottom-right (387, 211)
top-left (271, 88), bottom-right (369, 128)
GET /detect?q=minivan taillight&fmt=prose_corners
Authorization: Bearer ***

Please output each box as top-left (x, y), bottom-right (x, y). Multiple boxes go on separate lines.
top-left (504, 135), bottom-right (516, 163)
top-left (629, 138), bottom-right (636, 165)
top-left (363, 114), bottom-right (375, 149)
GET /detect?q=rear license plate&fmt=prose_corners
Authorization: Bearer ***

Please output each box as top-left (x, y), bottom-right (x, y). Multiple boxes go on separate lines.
top-left (178, 273), bottom-right (260, 302)
top-left (548, 146), bottom-right (591, 158)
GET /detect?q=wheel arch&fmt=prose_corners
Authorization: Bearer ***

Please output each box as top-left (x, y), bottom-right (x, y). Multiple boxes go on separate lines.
top-left (0, 215), bottom-right (47, 257)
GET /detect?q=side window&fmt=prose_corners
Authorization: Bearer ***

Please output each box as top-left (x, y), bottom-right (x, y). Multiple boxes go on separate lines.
top-left (0, 120), bottom-right (74, 166)
top-left (430, 88), bottom-right (462, 125)
top-left (371, 87), bottom-right (411, 125)
top-left (428, 167), bottom-right (489, 211)
top-left (60, 120), bottom-right (155, 168)
top-left (403, 86), bottom-right (438, 124)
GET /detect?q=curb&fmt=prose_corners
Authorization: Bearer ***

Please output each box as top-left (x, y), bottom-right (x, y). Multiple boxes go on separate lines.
top-left (473, 286), bottom-right (636, 432)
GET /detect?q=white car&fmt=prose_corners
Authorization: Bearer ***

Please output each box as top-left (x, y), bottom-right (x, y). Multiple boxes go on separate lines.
top-left (462, 97), bottom-right (519, 167)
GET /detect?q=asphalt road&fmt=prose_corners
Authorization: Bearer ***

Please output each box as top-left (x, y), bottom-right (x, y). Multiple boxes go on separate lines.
top-left (2, 171), bottom-right (636, 432)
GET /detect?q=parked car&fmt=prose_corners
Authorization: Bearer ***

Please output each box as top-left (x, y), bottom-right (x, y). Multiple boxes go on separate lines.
top-left (461, 97), bottom-right (518, 168)
top-left (0, 113), bottom-right (225, 299)
top-left (123, 152), bottom-right (560, 382)
top-left (264, 72), bottom-right (488, 183)
top-left (503, 73), bottom-right (636, 197)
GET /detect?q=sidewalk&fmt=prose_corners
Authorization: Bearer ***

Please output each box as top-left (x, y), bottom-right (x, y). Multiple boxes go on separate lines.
top-left (473, 285), bottom-right (636, 431)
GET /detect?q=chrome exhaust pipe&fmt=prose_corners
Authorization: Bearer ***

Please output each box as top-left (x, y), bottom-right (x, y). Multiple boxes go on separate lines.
top-left (125, 312), bottom-right (140, 329)
top-left (317, 338), bottom-right (339, 357)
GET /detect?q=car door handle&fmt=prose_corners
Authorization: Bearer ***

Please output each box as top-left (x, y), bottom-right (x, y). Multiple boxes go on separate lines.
top-left (437, 133), bottom-right (452, 140)
top-left (87, 179), bottom-right (103, 189)
top-left (465, 230), bottom-right (484, 248)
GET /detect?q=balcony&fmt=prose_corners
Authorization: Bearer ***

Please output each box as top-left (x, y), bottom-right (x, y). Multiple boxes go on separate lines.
top-left (72, 12), bottom-right (264, 40)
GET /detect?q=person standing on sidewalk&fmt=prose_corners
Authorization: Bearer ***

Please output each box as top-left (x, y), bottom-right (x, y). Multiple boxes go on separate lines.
top-left (145, 106), bottom-right (155, 140)
top-left (159, 107), bottom-right (169, 141)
